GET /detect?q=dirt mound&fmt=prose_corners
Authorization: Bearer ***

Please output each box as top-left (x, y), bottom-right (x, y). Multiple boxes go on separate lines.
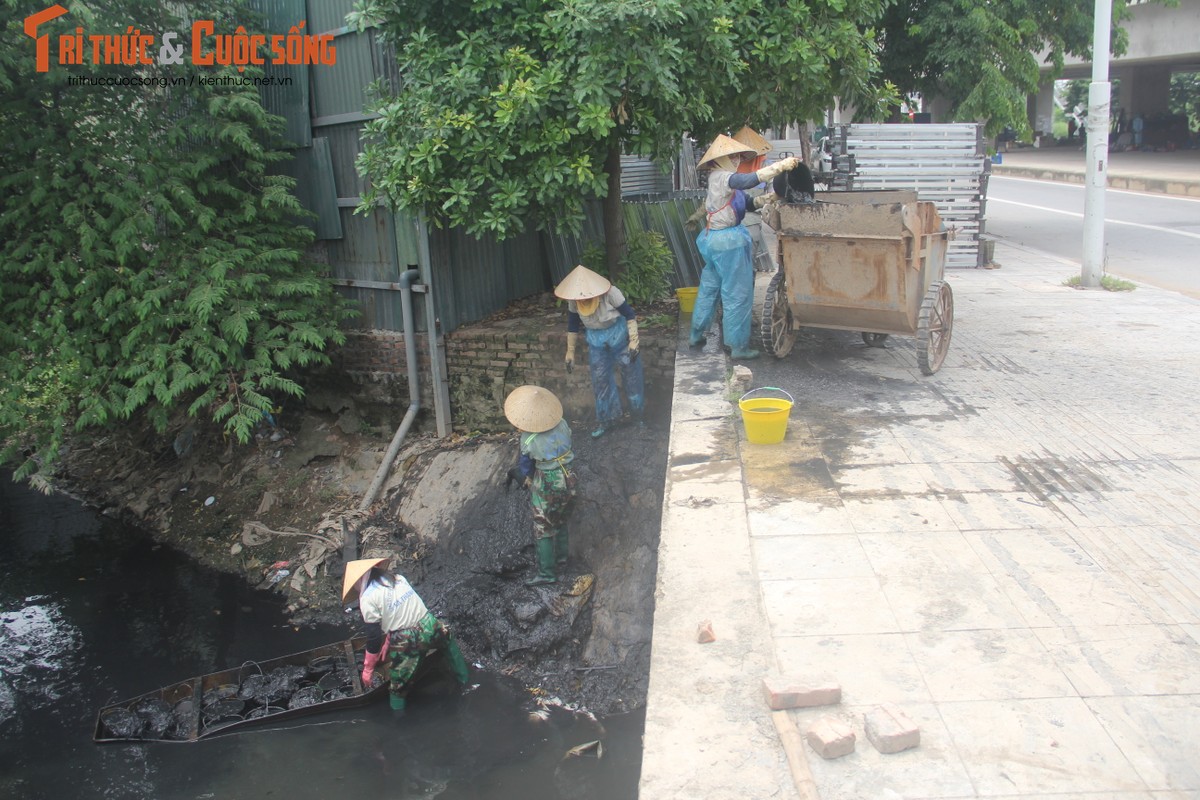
top-left (54, 385), bottom-right (668, 716)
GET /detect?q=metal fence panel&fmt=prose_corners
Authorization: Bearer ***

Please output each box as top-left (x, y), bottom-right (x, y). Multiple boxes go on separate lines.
top-left (257, 0), bottom-right (310, 148)
top-left (832, 123), bottom-right (987, 269)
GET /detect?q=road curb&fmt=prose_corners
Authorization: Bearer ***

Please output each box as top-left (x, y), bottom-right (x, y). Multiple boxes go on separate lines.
top-left (991, 166), bottom-right (1200, 198)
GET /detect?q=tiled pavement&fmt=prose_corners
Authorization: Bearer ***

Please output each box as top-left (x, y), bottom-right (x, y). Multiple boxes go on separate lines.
top-left (641, 239), bottom-right (1200, 800)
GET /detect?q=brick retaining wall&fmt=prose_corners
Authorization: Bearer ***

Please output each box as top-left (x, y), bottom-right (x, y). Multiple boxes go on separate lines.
top-left (332, 313), bottom-right (677, 434)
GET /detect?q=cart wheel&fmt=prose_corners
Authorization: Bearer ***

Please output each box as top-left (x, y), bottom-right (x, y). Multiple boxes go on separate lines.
top-left (917, 280), bottom-right (953, 375)
top-left (862, 332), bottom-right (890, 348)
top-left (759, 270), bottom-right (795, 358)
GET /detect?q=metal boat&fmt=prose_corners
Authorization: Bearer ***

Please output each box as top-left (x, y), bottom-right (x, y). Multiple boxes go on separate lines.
top-left (93, 636), bottom-right (389, 743)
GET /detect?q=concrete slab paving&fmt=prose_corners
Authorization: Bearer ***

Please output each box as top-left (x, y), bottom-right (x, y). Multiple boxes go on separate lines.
top-left (640, 233), bottom-right (1200, 799)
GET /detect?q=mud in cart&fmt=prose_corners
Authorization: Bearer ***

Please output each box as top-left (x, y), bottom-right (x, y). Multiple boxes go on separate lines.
top-left (757, 190), bottom-right (954, 375)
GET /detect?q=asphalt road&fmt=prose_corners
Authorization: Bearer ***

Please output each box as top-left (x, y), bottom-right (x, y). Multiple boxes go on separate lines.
top-left (985, 175), bottom-right (1200, 298)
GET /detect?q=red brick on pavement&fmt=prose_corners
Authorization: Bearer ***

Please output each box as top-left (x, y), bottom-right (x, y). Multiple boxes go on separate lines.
top-left (805, 715), bottom-right (857, 759)
top-left (864, 703), bottom-right (920, 754)
top-left (761, 676), bottom-right (841, 710)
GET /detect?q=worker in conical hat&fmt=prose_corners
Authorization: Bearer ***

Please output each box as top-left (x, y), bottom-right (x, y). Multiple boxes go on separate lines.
top-left (343, 557), bottom-right (469, 713)
top-left (731, 126), bottom-right (786, 273)
top-left (503, 385), bottom-right (577, 586)
top-left (554, 264), bottom-right (645, 440)
top-left (690, 132), bottom-right (802, 360)
top-left (732, 126), bottom-right (772, 174)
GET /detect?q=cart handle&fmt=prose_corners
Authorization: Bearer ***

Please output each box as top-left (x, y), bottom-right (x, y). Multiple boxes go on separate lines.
top-left (740, 387), bottom-right (794, 404)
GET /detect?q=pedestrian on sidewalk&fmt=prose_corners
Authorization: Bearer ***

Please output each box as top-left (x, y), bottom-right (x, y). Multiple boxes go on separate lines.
top-left (343, 557), bottom-right (470, 714)
top-left (689, 134), bottom-right (802, 360)
top-left (503, 385), bottom-right (577, 586)
top-left (555, 264), bottom-right (644, 439)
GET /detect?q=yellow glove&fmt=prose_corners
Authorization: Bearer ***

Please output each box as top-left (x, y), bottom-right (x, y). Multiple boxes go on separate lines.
top-left (756, 157), bottom-right (801, 183)
top-left (626, 319), bottom-right (640, 360)
top-left (753, 191), bottom-right (778, 209)
top-left (565, 331), bottom-right (577, 374)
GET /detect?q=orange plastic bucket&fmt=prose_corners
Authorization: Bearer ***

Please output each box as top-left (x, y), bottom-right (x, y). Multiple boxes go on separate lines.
top-left (738, 388), bottom-right (794, 444)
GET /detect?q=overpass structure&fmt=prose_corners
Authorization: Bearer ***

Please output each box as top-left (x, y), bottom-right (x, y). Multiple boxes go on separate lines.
top-left (1029, 0), bottom-right (1200, 144)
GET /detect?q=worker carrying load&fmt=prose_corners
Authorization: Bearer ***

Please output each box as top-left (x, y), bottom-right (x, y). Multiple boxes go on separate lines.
top-left (343, 557), bottom-right (469, 714)
top-left (503, 385), bottom-right (578, 586)
top-left (555, 264), bottom-right (644, 439)
top-left (690, 133), bottom-right (803, 360)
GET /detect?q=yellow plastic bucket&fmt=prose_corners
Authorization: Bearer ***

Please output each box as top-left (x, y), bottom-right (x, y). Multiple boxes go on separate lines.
top-left (738, 388), bottom-right (794, 444)
top-left (676, 287), bottom-right (698, 313)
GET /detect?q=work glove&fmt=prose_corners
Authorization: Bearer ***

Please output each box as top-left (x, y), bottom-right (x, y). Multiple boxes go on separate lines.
top-left (684, 204), bottom-right (706, 234)
top-left (505, 466), bottom-right (527, 491)
top-left (361, 642), bottom-right (385, 686)
top-left (565, 331), bottom-right (577, 374)
top-left (626, 319), bottom-right (640, 361)
top-left (756, 157), bottom-right (801, 183)
top-left (753, 191), bottom-right (778, 210)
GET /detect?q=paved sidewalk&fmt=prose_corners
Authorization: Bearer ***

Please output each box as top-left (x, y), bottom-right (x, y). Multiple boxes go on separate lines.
top-left (990, 144), bottom-right (1200, 197)
top-left (641, 241), bottom-right (1200, 799)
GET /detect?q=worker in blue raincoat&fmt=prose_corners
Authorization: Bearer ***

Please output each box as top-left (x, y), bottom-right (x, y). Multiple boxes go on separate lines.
top-left (690, 134), bottom-right (801, 359)
top-left (555, 264), bottom-right (644, 439)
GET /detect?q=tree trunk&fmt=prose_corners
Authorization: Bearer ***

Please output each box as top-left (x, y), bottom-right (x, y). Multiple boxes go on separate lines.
top-left (603, 142), bottom-right (626, 281)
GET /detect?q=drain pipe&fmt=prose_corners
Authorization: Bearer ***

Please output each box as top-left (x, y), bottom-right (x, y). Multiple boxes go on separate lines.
top-left (358, 268), bottom-right (422, 512)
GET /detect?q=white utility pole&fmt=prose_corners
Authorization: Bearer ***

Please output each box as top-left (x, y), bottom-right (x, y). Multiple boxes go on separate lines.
top-left (1082, 0), bottom-right (1112, 287)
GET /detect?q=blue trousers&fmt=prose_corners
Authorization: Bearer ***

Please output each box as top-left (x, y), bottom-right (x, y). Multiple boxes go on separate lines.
top-left (586, 322), bottom-right (645, 426)
top-left (691, 226), bottom-right (754, 352)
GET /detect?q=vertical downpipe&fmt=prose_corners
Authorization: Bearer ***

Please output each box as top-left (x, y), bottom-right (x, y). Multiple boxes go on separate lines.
top-left (358, 268), bottom-right (422, 512)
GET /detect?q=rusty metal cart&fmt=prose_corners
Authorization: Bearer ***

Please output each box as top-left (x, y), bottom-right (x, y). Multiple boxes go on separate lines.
top-left (758, 190), bottom-right (954, 375)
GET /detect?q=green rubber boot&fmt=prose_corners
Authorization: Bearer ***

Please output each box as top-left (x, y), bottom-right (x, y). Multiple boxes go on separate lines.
top-left (389, 693), bottom-right (406, 713)
top-left (556, 529), bottom-right (569, 565)
top-left (525, 538), bottom-right (557, 586)
top-left (444, 638), bottom-right (470, 685)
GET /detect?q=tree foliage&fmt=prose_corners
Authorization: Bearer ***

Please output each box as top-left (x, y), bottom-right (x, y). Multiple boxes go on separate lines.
top-left (876, 0), bottom-right (1133, 137)
top-left (1169, 71), bottom-right (1200, 131)
top-left (349, 0), bottom-right (894, 255)
top-left (0, 0), bottom-right (357, 480)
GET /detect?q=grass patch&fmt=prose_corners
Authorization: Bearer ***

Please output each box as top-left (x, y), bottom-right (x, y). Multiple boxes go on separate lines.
top-left (1062, 274), bottom-right (1136, 292)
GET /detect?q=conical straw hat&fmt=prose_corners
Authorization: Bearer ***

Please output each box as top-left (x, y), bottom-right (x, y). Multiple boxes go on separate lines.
top-left (554, 264), bottom-right (611, 301)
top-left (733, 126), bottom-right (771, 156)
top-left (503, 385), bottom-right (563, 433)
top-left (342, 557), bottom-right (390, 603)
top-left (697, 134), bottom-right (756, 169)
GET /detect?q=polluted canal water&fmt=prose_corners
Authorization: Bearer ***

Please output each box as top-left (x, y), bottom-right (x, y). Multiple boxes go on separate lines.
top-left (0, 471), bottom-right (647, 799)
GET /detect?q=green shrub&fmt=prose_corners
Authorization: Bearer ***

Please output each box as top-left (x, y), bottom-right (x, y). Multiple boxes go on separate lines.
top-left (579, 230), bottom-right (674, 307)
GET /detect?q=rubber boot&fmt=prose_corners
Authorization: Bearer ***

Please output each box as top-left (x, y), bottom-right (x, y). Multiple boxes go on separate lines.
top-left (389, 693), bottom-right (407, 713)
top-left (444, 638), bottom-right (470, 685)
top-left (525, 538), bottom-right (557, 585)
top-left (689, 332), bottom-right (707, 348)
top-left (590, 425), bottom-right (607, 439)
top-left (730, 348), bottom-right (760, 360)
top-left (556, 529), bottom-right (569, 565)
